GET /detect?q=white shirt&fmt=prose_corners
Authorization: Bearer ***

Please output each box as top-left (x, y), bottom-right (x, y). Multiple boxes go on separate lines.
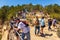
top-left (18, 22), bottom-right (30, 33)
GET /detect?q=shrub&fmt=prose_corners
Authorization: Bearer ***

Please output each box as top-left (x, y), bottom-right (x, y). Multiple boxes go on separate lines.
top-left (50, 13), bottom-right (60, 21)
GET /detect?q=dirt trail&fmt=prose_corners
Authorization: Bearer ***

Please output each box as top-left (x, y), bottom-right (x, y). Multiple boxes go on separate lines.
top-left (1, 24), bottom-right (60, 40)
top-left (30, 26), bottom-right (60, 40)
top-left (1, 13), bottom-right (60, 40)
top-left (1, 30), bottom-right (8, 40)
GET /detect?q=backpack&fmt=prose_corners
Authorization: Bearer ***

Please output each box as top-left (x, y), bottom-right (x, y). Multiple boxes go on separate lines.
top-left (35, 18), bottom-right (39, 25)
top-left (22, 21), bottom-right (29, 27)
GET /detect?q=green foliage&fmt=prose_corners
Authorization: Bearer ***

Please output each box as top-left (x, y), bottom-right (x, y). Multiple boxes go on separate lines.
top-left (44, 4), bottom-right (60, 21)
top-left (50, 13), bottom-right (60, 21)
top-left (0, 4), bottom-right (60, 23)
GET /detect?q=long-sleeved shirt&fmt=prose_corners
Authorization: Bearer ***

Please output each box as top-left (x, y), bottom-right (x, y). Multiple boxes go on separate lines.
top-left (18, 22), bottom-right (30, 33)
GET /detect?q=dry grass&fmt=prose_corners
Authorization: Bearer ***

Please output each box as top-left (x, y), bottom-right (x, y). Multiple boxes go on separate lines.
top-left (57, 27), bottom-right (60, 38)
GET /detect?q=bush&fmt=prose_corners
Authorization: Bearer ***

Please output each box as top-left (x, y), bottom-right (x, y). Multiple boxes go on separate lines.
top-left (57, 27), bottom-right (60, 38)
top-left (50, 13), bottom-right (60, 21)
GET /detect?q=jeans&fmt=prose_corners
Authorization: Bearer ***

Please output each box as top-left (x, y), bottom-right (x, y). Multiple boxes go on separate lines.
top-left (48, 24), bottom-right (51, 30)
top-left (35, 26), bottom-right (40, 34)
top-left (21, 32), bottom-right (30, 40)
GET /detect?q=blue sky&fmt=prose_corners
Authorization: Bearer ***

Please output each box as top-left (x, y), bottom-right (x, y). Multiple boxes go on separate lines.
top-left (0, 0), bottom-right (60, 7)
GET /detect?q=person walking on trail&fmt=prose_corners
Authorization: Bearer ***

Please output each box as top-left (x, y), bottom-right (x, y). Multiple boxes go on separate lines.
top-left (52, 18), bottom-right (57, 28)
top-left (13, 18), bottom-right (21, 40)
top-left (17, 11), bottom-right (22, 18)
top-left (34, 16), bottom-right (40, 35)
top-left (22, 11), bottom-right (26, 19)
top-left (39, 17), bottom-right (45, 36)
top-left (48, 18), bottom-right (52, 30)
top-left (9, 16), bottom-right (15, 32)
top-left (14, 19), bottom-right (30, 40)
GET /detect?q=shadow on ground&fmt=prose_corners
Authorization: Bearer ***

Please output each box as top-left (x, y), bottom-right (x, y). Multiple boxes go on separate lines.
top-left (37, 33), bottom-right (53, 37)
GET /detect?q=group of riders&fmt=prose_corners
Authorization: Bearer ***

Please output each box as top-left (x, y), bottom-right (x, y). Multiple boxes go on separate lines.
top-left (9, 11), bottom-right (57, 40)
